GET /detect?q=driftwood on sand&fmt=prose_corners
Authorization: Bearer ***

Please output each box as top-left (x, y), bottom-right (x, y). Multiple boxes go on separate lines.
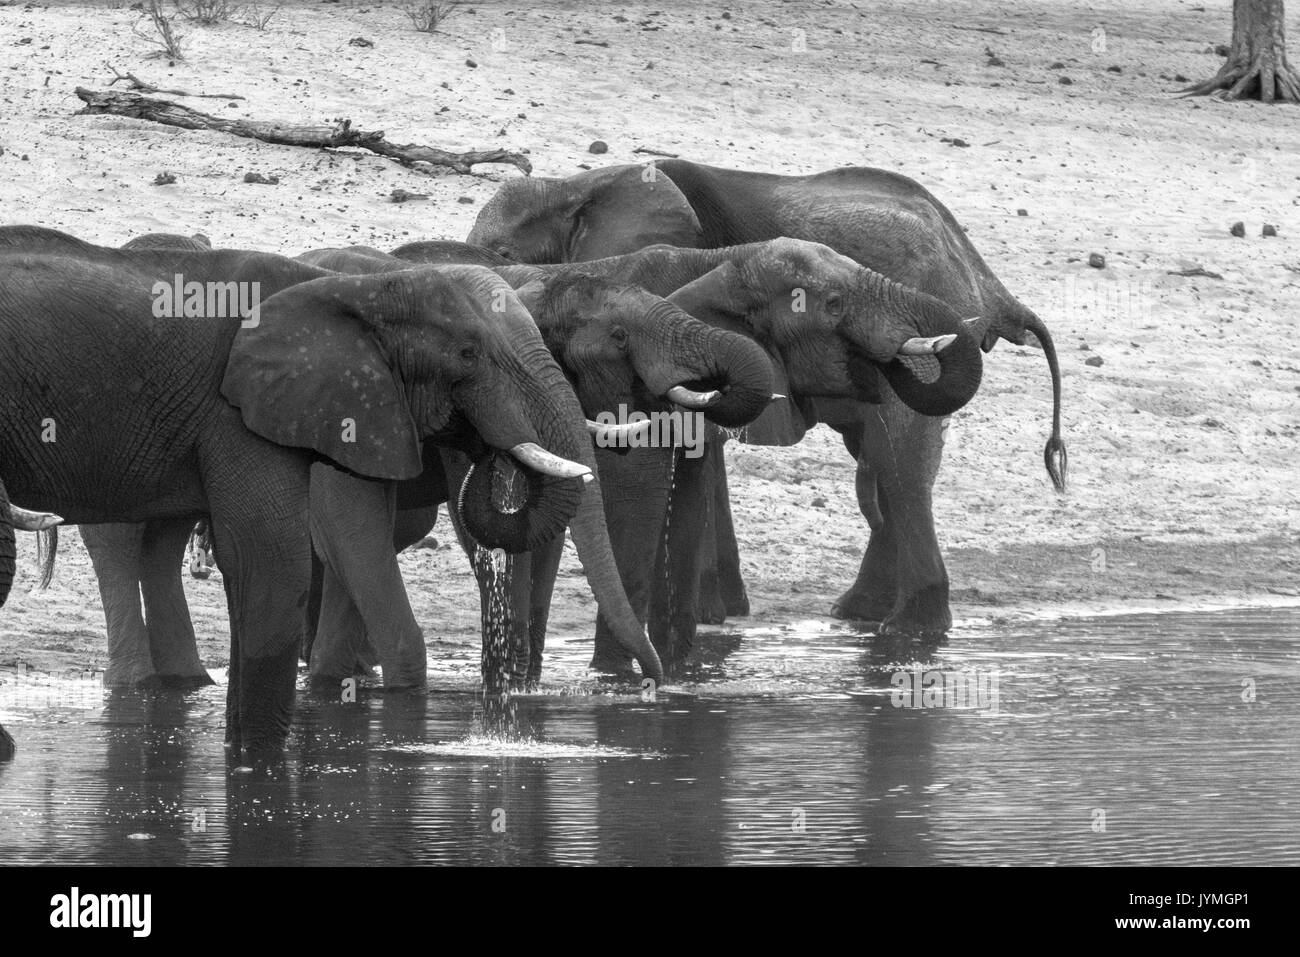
top-left (73, 87), bottom-right (532, 176)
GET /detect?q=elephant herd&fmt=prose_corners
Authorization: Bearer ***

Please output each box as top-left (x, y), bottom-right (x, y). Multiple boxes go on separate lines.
top-left (0, 158), bottom-right (1066, 758)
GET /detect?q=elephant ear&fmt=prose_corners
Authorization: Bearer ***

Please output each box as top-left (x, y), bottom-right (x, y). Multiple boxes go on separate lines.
top-left (665, 261), bottom-right (755, 336)
top-left (221, 275), bottom-right (423, 481)
top-left (564, 165), bottom-right (703, 261)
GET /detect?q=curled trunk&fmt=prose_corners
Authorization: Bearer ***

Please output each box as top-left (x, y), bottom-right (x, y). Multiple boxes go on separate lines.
top-left (876, 297), bottom-right (984, 417)
top-left (683, 324), bottom-right (776, 428)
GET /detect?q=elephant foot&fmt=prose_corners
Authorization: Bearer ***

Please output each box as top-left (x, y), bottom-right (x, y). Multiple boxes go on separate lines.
top-left (380, 671), bottom-right (428, 692)
top-left (103, 663), bottom-right (163, 690)
top-left (588, 651), bottom-right (638, 681)
top-left (829, 585), bottom-right (892, 624)
top-left (696, 573), bottom-right (729, 626)
top-left (878, 584), bottom-right (952, 637)
top-left (715, 571), bottom-right (751, 618)
top-left (723, 593), bottom-right (750, 618)
top-left (307, 672), bottom-right (355, 695)
top-left (154, 672), bottom-right (216, 691)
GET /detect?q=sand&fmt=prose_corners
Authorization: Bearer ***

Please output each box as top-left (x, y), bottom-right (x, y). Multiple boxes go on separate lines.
top-left (1, 0), bottom-right (1297, 677)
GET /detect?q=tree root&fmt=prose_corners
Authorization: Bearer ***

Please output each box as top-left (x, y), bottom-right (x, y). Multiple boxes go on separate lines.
top-left (1180, 56), bottom-right (1300, 102)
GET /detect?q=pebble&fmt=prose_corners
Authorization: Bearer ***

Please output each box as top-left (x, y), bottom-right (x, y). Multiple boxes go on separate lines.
top-left (1088, 252), bottom-right (1105, 268)
top-left (589, 140), bottom-right (609, 154)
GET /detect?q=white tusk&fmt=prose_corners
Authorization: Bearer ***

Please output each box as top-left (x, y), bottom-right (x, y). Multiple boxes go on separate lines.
top-left (586, 418), bottom-right (654, 439)
top-left (509, 442), bottom-right (593, 483)
top-left (899, 334), bottom-right (957, 355)
top-left (666, 385), bottom-right (721, 408)
top-left (771, 393), bottom-right (787, 401)
top-left (11, 505), bottom-right (63, 531)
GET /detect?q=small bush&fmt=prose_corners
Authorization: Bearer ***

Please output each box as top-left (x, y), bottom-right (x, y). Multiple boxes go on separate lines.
top-left (173, 0), bottom-right (236, 25)
top-left (401, 1), bottom-right (459, 34)
top-left (240, 0), bottom-right (281, 30)
top-left (134, 0), bottom-right (186, 60)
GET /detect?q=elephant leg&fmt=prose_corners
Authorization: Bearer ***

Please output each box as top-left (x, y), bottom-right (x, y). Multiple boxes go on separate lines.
top-left (308, 558), bottom-right (371, 686)
top-left (835, 397), bottom-right (950, 633)
top-left (302, 547), bottom-right (323, 665)
top-left (140, 517), bottom-right (212, 687)
top-left (830, 416), bottom-right (894, 622)
top-left (506, 550), bottom-right (534, 689)
top-left (695, 438), bottom-right (747, 623)
top-left (309, 461), bottom-right (427, 690)
top-left (650, 447), bottom-right (709, 670)
top-left (693, 457), bottom-right (726, 626)
top-left (592, 446), bottom-right (673, 673)
top-left (203, 430), bottom-right (311, 754)
top-left (523, 533), bottom-right (564, 688)
top-left (710, 445), bottom-right (750, 617)
top-left (81, 523), bottom-right (155, 688)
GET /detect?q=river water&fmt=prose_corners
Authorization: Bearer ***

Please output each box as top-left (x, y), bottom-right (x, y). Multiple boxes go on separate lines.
top-left (1, 606), bottom-right (1297, 865)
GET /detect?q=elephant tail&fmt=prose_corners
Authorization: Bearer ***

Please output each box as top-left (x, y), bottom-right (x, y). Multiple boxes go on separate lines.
top-left (34, 526), bottom-right (57, 590)
top-left (986, 298), bottom-right (1067, 494)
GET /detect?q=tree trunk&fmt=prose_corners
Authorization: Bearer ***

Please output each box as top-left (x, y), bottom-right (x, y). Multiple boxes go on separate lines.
top-left (1183, 0), bottom-right (1300, 102)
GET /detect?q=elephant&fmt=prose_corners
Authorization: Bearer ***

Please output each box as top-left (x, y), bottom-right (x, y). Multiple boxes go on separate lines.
top-left (12, 228), bottom-right (668, 699)
top-left (465, 159), bottom-right (1066, 636)
top-left (389, 240), bottom-right (512, 268)
top-left (294, 246), bottom-right (777, 682)
top-left (58, 234), bottom-right (224, 689)
top-left (27, 231), bottom-right (223, 689)
top-left (0, 226), bottom-right (621, 754)
top-left (389, 237), bottom-right (982, 668)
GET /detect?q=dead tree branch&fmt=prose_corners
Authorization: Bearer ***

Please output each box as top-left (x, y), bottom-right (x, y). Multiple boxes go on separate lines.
top-left (107, 64), bottom-right (246, 100)
top-left (73, 87), bottom-right (532, 176)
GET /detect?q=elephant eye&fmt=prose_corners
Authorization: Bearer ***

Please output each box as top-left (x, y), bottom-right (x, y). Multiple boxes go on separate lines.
top-left (610, 326), bottom-right (629, 347)
top-left (825, 293), bottom-right (844, 316)
top-left (459, 345), bottom-right (480, 363)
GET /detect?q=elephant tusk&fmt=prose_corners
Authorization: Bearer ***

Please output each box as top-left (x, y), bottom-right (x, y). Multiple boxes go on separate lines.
top-left (899, 334), bottom-right (957, 356)
top-left (586, 418), bottom-right (654, 440)
top-left (666, 385), bottom-right (722, 408)
top-left (10, 505), bottom-right (63, 531)
top-left (509, 442), bottom-right (593, 483)
top-left (771, 393), bottom-right (787, 401)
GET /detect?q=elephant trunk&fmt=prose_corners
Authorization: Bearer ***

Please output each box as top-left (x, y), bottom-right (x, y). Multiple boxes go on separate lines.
top-left (677, 323), bottom-right (776, 429)
top-left (851, 284), bottom-right (984, 418)
top-left (513, 351), bottom-right (666, 685)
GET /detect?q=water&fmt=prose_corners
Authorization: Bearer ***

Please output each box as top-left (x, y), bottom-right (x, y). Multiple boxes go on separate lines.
top-left (1, 606), bottom-right (1297, 865)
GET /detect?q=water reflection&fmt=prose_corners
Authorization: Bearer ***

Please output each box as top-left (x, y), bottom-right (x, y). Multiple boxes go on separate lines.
top-left (0, 606), bottom-right (1297, 865)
